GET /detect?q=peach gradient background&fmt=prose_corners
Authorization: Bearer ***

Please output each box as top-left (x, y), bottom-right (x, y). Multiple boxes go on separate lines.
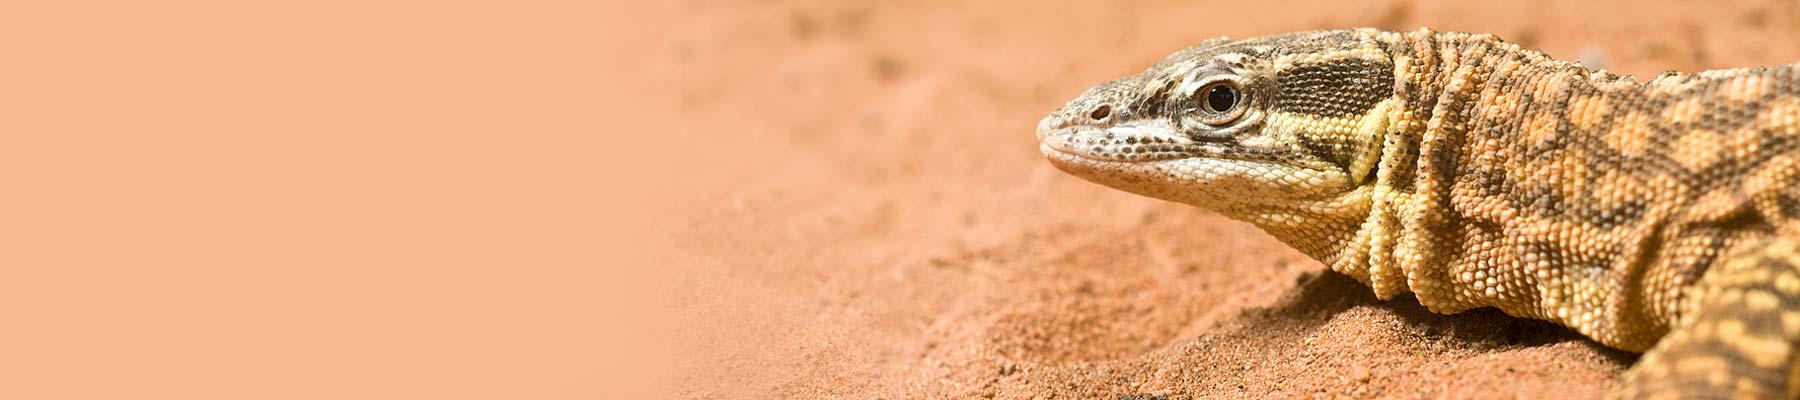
top-left (15, 1), bottom-right (1800, 399)
top-left (6, 2), bottom-right (675, 398)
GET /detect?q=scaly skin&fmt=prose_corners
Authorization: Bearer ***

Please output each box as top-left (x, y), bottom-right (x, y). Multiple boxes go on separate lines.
top-left (1036, 28), bottom-right (1800, 398)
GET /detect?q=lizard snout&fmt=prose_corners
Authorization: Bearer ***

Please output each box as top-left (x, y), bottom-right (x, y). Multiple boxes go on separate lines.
top-left (1037, 102), bottom-right (1118, 141)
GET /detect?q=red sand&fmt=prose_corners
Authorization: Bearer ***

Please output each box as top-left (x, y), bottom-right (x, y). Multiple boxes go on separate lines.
top-left (653, 1), bottom-right (1800, 398)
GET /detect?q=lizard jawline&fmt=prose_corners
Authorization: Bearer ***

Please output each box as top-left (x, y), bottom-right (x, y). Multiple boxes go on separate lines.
top-left (1036, 124), bottom-right (1286, 165)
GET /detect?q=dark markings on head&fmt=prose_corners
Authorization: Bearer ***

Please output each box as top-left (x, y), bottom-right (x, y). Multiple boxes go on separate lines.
top-left (1136, 80), bottom-right (1172, 117)
top-left (1274, 58), bottom-right (1395, 117)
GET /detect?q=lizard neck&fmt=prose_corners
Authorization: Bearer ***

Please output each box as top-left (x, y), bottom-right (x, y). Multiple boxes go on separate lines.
top-left (1310, 30), bottom-right (1628, 307)
top-left (1321, 29), bottom-right (1788, 352)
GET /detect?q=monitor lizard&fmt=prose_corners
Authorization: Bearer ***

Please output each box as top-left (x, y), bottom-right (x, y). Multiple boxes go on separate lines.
top-left (1035, 28), bottom-right (1800, 399)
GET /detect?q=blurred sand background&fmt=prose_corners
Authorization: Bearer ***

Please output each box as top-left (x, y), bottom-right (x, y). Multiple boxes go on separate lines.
top-left (652, 1), bottom-right (1800, 399)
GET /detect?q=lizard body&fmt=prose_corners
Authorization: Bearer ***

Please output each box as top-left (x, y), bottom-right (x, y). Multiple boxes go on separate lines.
top-left (1036, 28), bottom-right (1800, 398)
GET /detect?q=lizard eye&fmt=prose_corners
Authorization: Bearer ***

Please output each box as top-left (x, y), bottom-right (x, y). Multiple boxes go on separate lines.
top-left (1195, 81), bottom-right (1247, 126)
top-left (1204, 83), bottom-right (1238, 113)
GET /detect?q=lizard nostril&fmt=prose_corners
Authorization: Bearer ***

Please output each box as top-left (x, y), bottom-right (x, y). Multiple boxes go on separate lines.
top-left (1088, 104), bottom-right (1112, 121)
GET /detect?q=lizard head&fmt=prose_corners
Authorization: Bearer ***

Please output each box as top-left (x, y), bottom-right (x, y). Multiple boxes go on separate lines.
top-left (1036, 30), bottom-right (1397, 216)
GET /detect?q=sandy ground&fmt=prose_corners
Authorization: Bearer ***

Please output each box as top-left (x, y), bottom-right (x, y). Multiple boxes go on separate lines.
top-left (651, 1), bottom-right (1800, 398)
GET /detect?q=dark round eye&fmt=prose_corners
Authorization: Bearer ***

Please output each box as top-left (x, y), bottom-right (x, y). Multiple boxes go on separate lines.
top-left (1204, 83), bottom-right (1238, 113)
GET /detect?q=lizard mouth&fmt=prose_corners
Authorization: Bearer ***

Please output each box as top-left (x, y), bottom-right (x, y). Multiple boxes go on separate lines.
top-left (1035, 121), bottom-right (1210, 163)
top-left (1034, 114), bottom-right (1351, 207)
top-left (1036, 116), bottom-right (1301, 168)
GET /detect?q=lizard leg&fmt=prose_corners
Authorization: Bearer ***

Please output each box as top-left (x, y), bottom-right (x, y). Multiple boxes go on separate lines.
top-left (1615, 237), bottom-right (1800, 399)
